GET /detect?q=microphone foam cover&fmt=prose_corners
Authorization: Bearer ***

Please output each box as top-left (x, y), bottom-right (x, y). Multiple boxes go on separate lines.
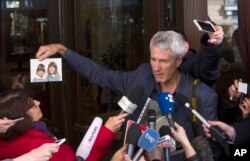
top-left (157, 92), bottom-right (175, 115)
top-left (173, 92), bottom-right (189, 106)
top-left (76, 117), bottom-right (103, 159)
top-left (137, 128), bottom-right (160, 152)
top-left (159, 125), bottom-right (171, 137)
top-left (127, 123), bottom-right (142, 144)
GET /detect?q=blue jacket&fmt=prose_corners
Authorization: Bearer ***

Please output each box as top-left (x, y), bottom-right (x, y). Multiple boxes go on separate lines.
top-left (62, 49), bottom-right (218, 140)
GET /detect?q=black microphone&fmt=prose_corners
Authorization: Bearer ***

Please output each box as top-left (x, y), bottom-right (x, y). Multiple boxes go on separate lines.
top-left (147, 109), bottom-right (156, 129)
top-left (118, 85), bottom-right (145, 114)
top-left (173, 92), bottom-right (230, 155)
top-left (127, 123), bottom-right (142, 158)
top-left (159, 126), bottom-right (172, 161)
top-left (157, 92), bottom-right (175, 128)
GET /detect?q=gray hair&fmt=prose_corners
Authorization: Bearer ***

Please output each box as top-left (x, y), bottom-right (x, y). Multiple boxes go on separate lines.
top-left (150, 30), bottom-right (187, 58)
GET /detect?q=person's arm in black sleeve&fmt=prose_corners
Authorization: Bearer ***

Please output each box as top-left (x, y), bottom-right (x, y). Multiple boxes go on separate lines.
top-left (194, 24), bottom-right (224, 87)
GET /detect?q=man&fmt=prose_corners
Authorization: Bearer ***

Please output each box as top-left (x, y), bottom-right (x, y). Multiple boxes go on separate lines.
top-left (36, 30), bottom-right (219, 140)
top-left (36, 24), bottom-right (223, 88)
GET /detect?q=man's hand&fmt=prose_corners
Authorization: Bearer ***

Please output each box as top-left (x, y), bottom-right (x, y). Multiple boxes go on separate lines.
top-left (36, 44), bottom-right (67, 61)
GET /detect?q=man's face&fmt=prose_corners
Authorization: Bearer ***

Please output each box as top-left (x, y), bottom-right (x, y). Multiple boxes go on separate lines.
top-left (150, 45), bottom-right (182, 84)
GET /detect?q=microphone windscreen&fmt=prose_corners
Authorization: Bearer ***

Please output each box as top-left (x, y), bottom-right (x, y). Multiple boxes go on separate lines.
top-left (128, 85), bottom-right (145, 103)
top-left (157, 92), bottom-right (175, 115)
top-left (76, 117), bottom-right (103, 160)
top-left (127, 123), bottom-right (142, 144)
top-left (157, 125), bottom-right (176, 151)
top-left (173, 92), bottom-right (189, 106)
top-left (191, 136), bottom-right (214, 161)
top-left (147, 109), bottom-right (156, 122)
top-left (159, 125), bottom-right (171, 137)
top-left (137, 128), bottom-right (160, 152)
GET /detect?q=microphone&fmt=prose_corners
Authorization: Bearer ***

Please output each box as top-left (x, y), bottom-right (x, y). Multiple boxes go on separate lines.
top-left (76, 117), bottom-right (103, 161)
top-left (127, 123), bottom-right (142, 158)
top-left (132, 128), bottom-right (160, 161)
top-left (173, 92), bottom-right (230, 155)
top-left (173, 93), bottom-right (209, 127)
top-left (136, 97), bottom-right (151, 124)
top-left (118, 85), bottom-right (145, 114)
top-left (157, 126), bottom-right (176, 151)
top-left (147, 109), bottom-right (156, 129)
top-left (157, 92), bottom-right (175, 127)
top-left (158, 126), bottom-right (175, 161)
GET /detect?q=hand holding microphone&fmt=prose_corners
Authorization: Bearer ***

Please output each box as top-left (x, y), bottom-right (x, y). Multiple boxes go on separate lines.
top-left (105, 113), bottom-right (129, 133)
top-left (170, 122), bottom-right (196, 159)
top-left (169, 122), bottom-right (188, 148)
top-left (173, 92), bottom-right (230, 155)
top-left (158, 125), bottom-right (175, 161)
top-left (118, 85), bottom-right (145, 114)
top-left (203, 120), bottom-right (236, 141)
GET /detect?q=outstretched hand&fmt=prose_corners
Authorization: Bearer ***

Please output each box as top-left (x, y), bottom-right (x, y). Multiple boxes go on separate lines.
top-left (207, 24), bottom-right (224, 45)
top-left (36, 44), bottom-right (67, 61)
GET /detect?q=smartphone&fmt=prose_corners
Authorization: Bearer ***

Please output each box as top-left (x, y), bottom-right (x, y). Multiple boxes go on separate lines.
top-left (55, 138), bottom-right (66, 145)
top-left (193, 19), bottom-right (216, 33)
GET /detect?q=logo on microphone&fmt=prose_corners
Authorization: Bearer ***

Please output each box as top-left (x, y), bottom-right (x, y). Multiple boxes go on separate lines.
top-left (165, 94), bottom-right (174, 103)
top-left (137, 128), bottom-right (160, 152)
top-left (88, 126), bottom-right (98, 143)
top-left (157, 92), bottom-right (175, 115)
